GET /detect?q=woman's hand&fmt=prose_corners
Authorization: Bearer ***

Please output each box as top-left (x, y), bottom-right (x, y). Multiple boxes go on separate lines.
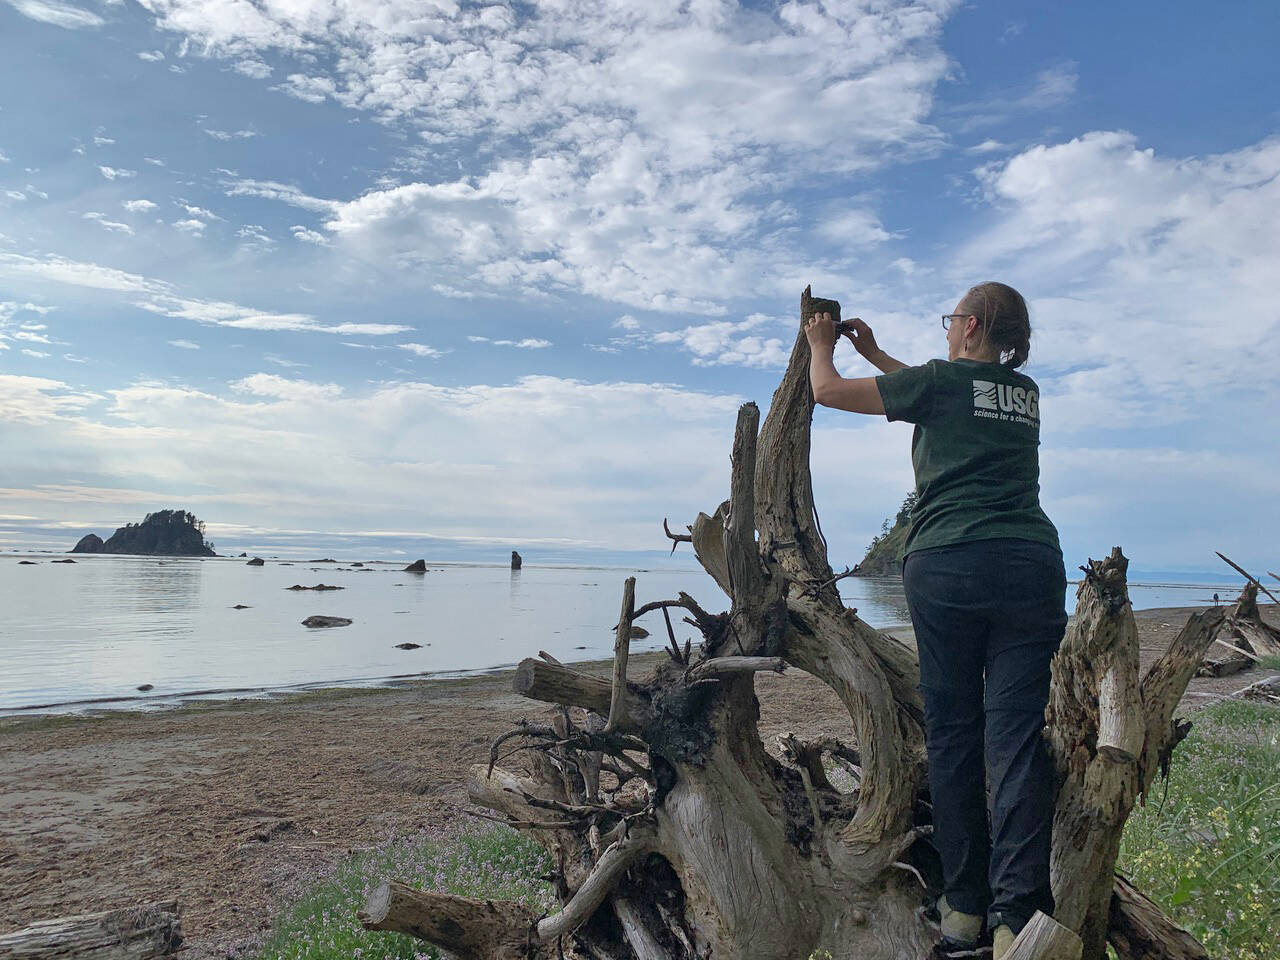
top-left (804, 311), bottom-right (838, 354)
top-left (843, 318), bottom-right (880, 361)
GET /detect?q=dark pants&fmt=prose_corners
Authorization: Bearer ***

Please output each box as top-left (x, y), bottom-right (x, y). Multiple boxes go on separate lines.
top-left (902, 537), bottom-right (1067, 935)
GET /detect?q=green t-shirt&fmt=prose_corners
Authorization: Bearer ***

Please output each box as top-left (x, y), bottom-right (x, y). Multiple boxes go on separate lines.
top-left (875, 357), bottom-right (1061, 558)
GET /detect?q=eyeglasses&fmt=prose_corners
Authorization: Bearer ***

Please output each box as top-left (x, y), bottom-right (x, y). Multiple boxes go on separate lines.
top-left (941, 313), bottom-right (972, 330)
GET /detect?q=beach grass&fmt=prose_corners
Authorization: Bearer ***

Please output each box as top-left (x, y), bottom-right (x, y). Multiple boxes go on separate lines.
top-left (253, 823), bottom-right (555, 960)
top-left (1115, 699), bottom-right (1280, 960)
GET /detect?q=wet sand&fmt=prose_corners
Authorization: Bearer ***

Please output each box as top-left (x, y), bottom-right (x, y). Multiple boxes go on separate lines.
top-left (0, 604), bottom-right (1273, 957)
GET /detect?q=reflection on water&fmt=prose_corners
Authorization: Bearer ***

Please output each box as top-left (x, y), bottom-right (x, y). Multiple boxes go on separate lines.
top-left (0, 554), bottom-right (1235, 713)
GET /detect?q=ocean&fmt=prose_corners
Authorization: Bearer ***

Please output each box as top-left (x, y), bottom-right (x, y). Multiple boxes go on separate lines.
top-left (0, 553), bottom-right (1235, 714)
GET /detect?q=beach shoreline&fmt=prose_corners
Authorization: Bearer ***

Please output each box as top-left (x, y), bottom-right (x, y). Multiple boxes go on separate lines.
top-left (1, 604), bottom-right (1273, 957)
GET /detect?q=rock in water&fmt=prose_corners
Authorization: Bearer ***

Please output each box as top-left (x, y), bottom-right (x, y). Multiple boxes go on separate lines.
top-left (394, 642), bottom-right (422, 650)
top-left (404, 559), bottom-right (427, 572)
top-left (302, 615), bottom-right (352, 628)
top-left (232, 604), bottom-right (251, 609)
top-left (73, 534), bottom-right (105, 553)
top-left (18, 560), bottom-right (37, 565)
top-left (53, 558), bottom-right (76, 563)
top-left (136, 684), bottom-right (154, 692)
top-left (247, 557), bottom-right (265, 566)
top-left (511, 550), bottom-right (522, 569)
top-left (351, 562), bottom-right (364, 567)
top-left (286, 583), bottom-right (344, 591)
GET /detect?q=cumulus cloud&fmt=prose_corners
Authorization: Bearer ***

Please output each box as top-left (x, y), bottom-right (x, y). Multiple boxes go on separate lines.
top-left (469, 336), bottom-right (551, 350)
top-left (161, 1), bottom-right (958, 313)
top-left (82, 211), bottom-right (134, 234)
top-left (652, 314), bottom-right (792, 368)
top-left (173, 218), bottom-right (206, 235)
top-left (4, 0), bottom-right (104, 30)
top-left (398, 343), bottom-right (442, 358)
top-left (138, 50), bottom-right (164, 61)
top-left (290, 225), bottom-right (329, 245)
top-left (232, 59), bottom-right (272, 79)
top-left (954, 131), bottom-right (1280, 435)
top-left (122, 199), bottom-right (157, 212)
top-left (98, 165), bottom-right (136, 180)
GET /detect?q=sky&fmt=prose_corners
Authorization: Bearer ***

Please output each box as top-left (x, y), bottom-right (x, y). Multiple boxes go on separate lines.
top-left (0, 0), bottom-right (1278, 576)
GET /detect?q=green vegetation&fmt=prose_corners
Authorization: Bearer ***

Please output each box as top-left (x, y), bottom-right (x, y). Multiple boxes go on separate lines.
top-left (253, 823), bottom-right (553, 960)
top-left (1258, 654), bottom-right (1280, 671)
top-left (855, 492), bottom-right (916, 577)
top-left (1116, 700), bottom-right (1280, 960)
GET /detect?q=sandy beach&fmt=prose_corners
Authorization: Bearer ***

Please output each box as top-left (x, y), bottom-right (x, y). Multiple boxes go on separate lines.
top-left (1, 604), bottom-right (1273, 958)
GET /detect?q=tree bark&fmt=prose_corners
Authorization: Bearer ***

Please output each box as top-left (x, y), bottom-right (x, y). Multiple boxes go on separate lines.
top-left (364, 287), bottom-right (1211, 960)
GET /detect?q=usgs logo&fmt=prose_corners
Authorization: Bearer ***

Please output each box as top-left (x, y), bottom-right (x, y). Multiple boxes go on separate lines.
top-left (973, 380), bottom-right (1039, 418)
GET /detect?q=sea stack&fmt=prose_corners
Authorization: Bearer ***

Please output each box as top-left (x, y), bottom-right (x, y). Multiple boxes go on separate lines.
top-left (247, 557), bottom-right (265, 566)
top-left (404, 559), bottom-right (426, 572)
top-left (72, 534), bottom-right (105, 554)
top-left (511, 550), bottom-right (522, 570)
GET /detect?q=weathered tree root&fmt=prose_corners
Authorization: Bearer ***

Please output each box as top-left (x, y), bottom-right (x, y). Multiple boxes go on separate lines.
top-left (363, 289), bottom-right (1213, 960)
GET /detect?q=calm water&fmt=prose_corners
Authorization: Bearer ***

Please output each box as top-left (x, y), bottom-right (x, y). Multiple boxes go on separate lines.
top-left (0, 554), bottom-right (1231, 713)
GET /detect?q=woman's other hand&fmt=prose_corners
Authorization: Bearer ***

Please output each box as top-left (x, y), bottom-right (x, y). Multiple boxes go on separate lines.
top-left (804, 311), bottom-right (838, 353)
top-left (844, 318), bottom-right (880, 360)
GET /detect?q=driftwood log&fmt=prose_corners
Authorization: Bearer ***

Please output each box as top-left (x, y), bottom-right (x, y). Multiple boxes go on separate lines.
top-left (0, 900), bottom-right (181, 959)
top-left (361, 288), bottom-right (1216, 960)
top-left (1197, 580), bottom-right (1280, 677)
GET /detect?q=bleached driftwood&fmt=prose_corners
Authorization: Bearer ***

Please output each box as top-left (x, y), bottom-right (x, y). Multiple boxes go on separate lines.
top-left (362, 288), bottom-right (1214, 960)
top-left (0, 900), bottom-right (181, 959)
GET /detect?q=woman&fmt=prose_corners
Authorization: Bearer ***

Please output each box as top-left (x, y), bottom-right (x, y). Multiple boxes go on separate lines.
top-left (804, 282), bottom-right (1066, 960)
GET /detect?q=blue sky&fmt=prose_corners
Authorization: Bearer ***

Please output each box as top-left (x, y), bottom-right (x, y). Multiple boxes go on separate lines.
top-left (1, 0), bottom-right (1277, 576)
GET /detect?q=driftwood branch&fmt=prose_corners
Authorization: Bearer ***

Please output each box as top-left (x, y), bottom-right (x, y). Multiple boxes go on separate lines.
top-left (605, 577), bottom-right (636, 732)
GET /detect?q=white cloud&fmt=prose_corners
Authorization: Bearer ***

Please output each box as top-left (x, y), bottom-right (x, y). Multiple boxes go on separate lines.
top-left (122, 199), bottom-right (157, 212)
top-left (20, 348), bottom-right (50, 358)
top-left (613, 315), bottom-right (639, 331)
top-left (137, 294), bottom-right (411, 336)
top-left (173, 218), bottom-right (206, 235)
top-left (0, 371), bottom-right (746, 549)
top-left (150, 2), bottom-right (956, 313)
top-left (398, 343), bottom-right (442, 358)
top-left (4, 190), bottom-right (25, 201)
top-left (138, 50), bottom-right (165, 61)
top-left (958, 131), bottom-right (1280, 429)
top-left (232, 59), bottom-right (272, 79)
top-left (98, 165), bottom-right (137, 180)
top-left (652, 314), bottom-right (792, 368)
top-left (83, 211), bottom-right (134, 234)
top-left (224, 179), bottom-right (336, 213)
top-left (467, 336), bottom-right (551, 349)
top-left (167, 339), bottom-right (200, 349)
top-left (203, 129), bottom-right (257, 141)
top-left (24, 185), bottom-right (48, 199)
top-left (0, 149), bottom-right (9, 162)
top-left (290, 225), bottom-right (329, 245)
top-left (4, 0), bottom-right (104, 29)
top-left (144, 157), bottom-right (165, 166)
top-left (235, 224), bottom-right (273, 246)
top-left (0, 252), bottom-right (162, 293)
top-left (967, 139), bottom-right (1007, 155)
top-left (93, 135), bottom-right (116, 146)
top-left (15, 330), bottom-right (52, 343)
top-left (180, 203), bottom-right (221, 220)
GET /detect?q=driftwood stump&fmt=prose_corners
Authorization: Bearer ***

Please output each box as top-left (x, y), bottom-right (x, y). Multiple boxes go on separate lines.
top-left (361, 289), bottom-right (1217, 959)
